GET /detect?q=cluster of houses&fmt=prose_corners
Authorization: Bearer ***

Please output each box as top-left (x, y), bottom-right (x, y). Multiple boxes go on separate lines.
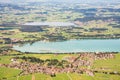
top-left (0, 52), bottom-right (116, 77)
top-left (65, 52), bottom-right (115, 66)
top-left (0, 62), bottom-right (83, 76)
top-left (0, 36), bottom-right (11, 44)
top-left (0, 36), bottom-right (25, 45)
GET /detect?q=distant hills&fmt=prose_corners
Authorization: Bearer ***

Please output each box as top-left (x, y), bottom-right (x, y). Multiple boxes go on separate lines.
top-left (0, 0), bottom-right (120, 3)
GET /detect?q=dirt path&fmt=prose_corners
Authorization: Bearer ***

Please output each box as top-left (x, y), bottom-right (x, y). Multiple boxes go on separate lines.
top-left (32, 74), bottom-right (35, 80)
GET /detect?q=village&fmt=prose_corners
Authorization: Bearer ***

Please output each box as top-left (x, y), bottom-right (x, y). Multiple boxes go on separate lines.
top-left (0, 51), bottom-right (117, 77)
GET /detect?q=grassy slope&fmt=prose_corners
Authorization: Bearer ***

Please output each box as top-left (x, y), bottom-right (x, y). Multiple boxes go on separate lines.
top-left (92, 53), bottom-right (120, 72)
top-left (0, 67), bottom-right (21, 80)
top-left (0, 56), bottom-right (13, 64)
top-left (22, 53), bottom-right (78, 60)
top-left (17, 73), bottom-right (120, 80)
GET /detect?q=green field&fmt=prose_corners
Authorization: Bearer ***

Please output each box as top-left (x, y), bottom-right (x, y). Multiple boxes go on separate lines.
top-left (0, 69), bottom-right (120, 80)
top-left (92, 53), bottom-right (120, 72)
top-left (0, 67), bottom-right (21, 80)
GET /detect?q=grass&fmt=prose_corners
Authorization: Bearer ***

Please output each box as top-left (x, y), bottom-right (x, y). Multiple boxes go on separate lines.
top-left (92, 53), bottom-right (120, 72)
top-left (20, 53), bottom-right (78, 61)
top-left (35, 73), bottom-right (52, 80)
top-left (94, 73), bottom-right (120, 80)
top-left (19, 74), bottom-right (32, 80)
top-left (19, 73), bottom-right (71, 80)
top-left (0, 56), bottom-right (13, 64)
top-left (68, 73), bottom-right (82, 80)
top-left (52, 73), bottom-right (69, 80)
top-left (0, 67), bottom-right (21, 80)
top-left (78, 73), bottom-right (120, 80)
top-left (17, 73), bottom-right (120, 80)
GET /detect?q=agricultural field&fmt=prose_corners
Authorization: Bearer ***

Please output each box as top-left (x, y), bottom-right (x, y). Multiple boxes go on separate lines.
top-left (0, 1), bottom-right (120, 42)
top-left (1, 69), bottom-right (120, 80)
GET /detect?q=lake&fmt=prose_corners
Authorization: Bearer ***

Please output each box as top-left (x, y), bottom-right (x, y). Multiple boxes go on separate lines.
top-left (0, 27), bottom-right (14, 30)
top-left (13, 39), bottom-right (120, 53)
top-left (23, 22), bottom-right (76, 27)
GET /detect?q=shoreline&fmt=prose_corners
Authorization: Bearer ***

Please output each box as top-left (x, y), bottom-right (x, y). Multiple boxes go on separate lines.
top-left (12, 38), bottom-right (120, 44)
top-left (1, 33), bottom-right (120, 45)
top-left (11, 49), bottom-right (119, 54)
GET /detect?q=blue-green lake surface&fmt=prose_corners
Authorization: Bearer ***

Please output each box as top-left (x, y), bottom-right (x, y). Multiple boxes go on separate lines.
top-left (13, 39), bottom-right (120, 53)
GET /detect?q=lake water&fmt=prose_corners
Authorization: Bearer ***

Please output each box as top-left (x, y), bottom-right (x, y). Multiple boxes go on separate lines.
top-left (24, 22), bottom-right (76, 27)
top-left (0, 27), bottom-right (14, 30)
top-left (13, 39), bottom-right (120, 53)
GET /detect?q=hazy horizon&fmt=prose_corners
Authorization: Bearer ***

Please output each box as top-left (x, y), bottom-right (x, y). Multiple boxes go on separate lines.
top-left (0, 0), bottom-right (120, 3)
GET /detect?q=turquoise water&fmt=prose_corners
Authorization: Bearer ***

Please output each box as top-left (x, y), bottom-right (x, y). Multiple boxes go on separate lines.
top-left (0, 27), bottom-right (14, 30)
top-left (13, 39), bottom-right (120, 53)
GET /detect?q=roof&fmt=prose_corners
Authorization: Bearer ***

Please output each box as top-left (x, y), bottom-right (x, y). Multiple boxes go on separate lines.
top-left (23, 22), bottom-right (76, 27)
